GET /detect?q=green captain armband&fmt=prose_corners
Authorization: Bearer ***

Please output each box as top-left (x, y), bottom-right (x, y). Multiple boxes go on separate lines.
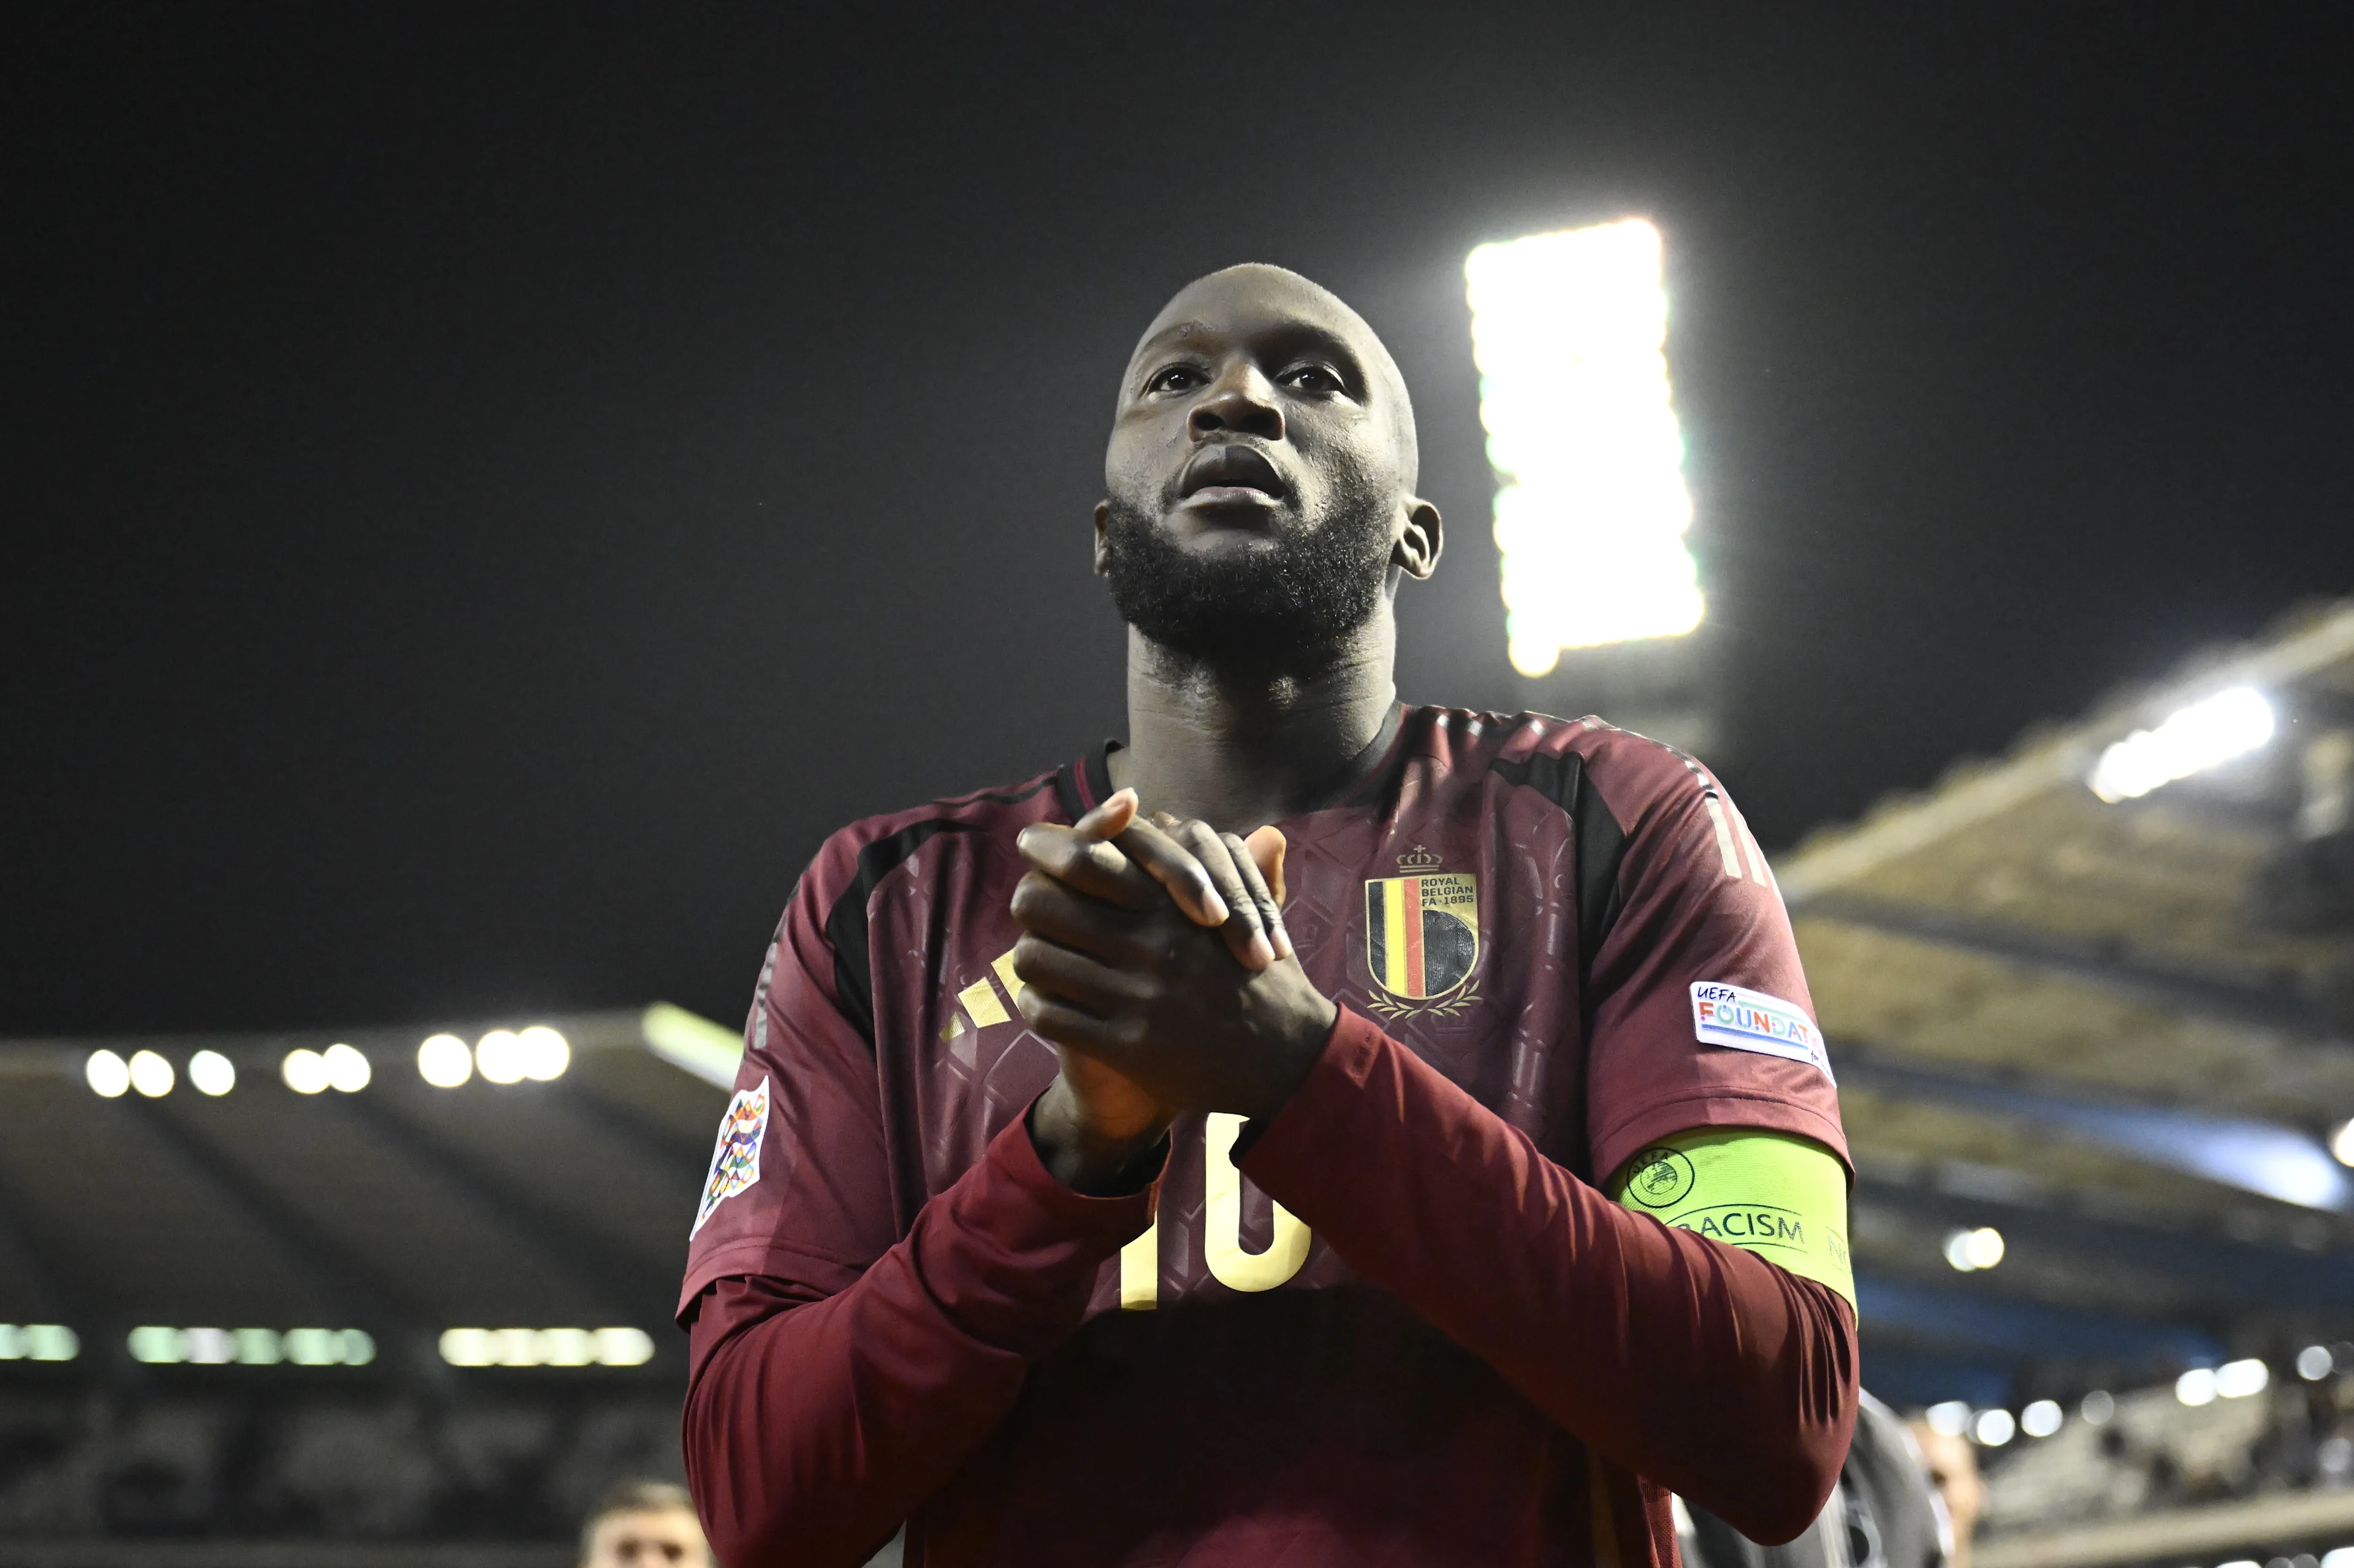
top-left (1609, 1128), bottom-right (1855, 1312)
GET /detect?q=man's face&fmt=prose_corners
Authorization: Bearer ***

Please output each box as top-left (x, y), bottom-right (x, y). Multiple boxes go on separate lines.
top-left (583, 1507), bottom-right (710, 1568)
top-left (1097, 266), bottom-right (1437, 668)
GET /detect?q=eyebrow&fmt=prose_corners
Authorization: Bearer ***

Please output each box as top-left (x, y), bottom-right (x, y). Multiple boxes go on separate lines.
top-left (1129, 319), bottom-right (1373, 390)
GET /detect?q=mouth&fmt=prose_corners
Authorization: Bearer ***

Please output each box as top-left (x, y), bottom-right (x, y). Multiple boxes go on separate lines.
top-left (1177, 443), bottom-right (1289, 508)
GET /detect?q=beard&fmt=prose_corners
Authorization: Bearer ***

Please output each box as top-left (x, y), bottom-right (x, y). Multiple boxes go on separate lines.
top-left (1100, 475), bottom-right (1396, 671)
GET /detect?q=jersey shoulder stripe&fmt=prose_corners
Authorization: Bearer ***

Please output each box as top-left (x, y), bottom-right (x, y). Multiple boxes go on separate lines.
top-left (789, 770), bottom-right (1062, 1049)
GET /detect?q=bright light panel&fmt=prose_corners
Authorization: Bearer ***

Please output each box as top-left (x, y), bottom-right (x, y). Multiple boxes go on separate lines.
top-left (85, 1050), bottom-right (131, 1098)
top-left (321, 1043), bottom-right (371, 1094)
top-left (127, 1325), bottom-right (371, 1366)
top-left (1942, 1225), bottom-right (2005, 1272)
top-left (0, 1324), bottom-right (80, 1362)
top-left (419, 1033), bottom-right (473, 1088)
top-left (1466, 218), bottom-right (1703, 675)
top-left (1924, 1400), bottom-right (1970, 1437)
top-left (476, 1030), bottom-right (527, 1085)
top-left (281, 1049), bottom-right (330, 1095)
top-left (1971, 1408), bottom-right (2016, 1447)
top-left (129, 1049), bottom-right (175, 1098)
top-left (2019, 1399), bottom-right (2063, 1437)
top-left (516, 1024), bottom-right (570, 1082)
top-left (188, 1049), bottom-right (236, 1096)
top-left (438, 1325), bottom-right (655, 1368)
top-left (2214, 1357), bottom-right (2270, 1399)
top-left (2331, 1117), bottom-right (2354, 1168)
top-left (2089, 686), bottom-right (2276, 802)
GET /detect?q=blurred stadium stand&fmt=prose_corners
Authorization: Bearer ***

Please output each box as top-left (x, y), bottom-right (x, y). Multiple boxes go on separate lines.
top-left (1778, 599), bottom-right (2354, 1566)
top-left (0, 1006), bottom-right (736, 1566)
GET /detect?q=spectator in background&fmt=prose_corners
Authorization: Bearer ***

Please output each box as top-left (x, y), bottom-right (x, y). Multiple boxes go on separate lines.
top-left (1905, 1421), bottom-right (1985, 1568)
top-left (582, 1481), bottom-right (710, 1568)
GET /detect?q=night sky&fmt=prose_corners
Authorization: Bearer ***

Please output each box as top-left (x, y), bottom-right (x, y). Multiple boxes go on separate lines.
top-left (10, 7), bottom-right (2352, 1037)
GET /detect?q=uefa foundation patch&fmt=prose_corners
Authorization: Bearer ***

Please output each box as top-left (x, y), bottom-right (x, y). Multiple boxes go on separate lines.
top-left (692, 1076), bottom-right (769, 1237)
top-left (1689, 983), bottom-right (1834, 1083)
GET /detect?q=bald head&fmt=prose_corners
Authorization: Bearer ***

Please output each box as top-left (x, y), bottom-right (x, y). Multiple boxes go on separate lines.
top-left (1122, 264), bottom-right (1420, 489)
top-left (1093, 262), bottom-right (1440, 671)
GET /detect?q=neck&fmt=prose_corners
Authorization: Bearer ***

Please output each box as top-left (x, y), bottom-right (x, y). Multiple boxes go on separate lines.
top-left (1108, 616), bottom-right (1400, 832)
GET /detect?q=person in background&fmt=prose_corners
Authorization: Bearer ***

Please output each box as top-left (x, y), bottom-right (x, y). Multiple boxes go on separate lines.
top-left (582, 1481), bottom-right (712, 1568)
top-left (1905, 1420), bottom-right (1985, 1568)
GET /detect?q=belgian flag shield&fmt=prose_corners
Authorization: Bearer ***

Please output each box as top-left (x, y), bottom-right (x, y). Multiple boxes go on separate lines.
top-left (1364, 872), bottom-right (1480, 1002)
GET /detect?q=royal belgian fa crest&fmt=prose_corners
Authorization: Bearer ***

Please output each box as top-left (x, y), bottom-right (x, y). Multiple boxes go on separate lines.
top-left (1363, 847), bottom-right (1480, 1021)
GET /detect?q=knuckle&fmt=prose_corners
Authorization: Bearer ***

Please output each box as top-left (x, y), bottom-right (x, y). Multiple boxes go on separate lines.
top-left (1009, 875), bottom-right (1046, 917)
top-left (1009, 935), bottom-right (1048, 978)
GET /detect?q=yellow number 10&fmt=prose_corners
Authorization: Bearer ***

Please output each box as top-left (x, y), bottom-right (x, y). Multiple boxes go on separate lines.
top-left (1121, 1113), bottom-right (1312, 1309)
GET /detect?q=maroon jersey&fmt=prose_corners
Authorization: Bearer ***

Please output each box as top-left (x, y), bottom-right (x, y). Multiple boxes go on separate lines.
top-left (681, 707), bottom-right (1856, 1568)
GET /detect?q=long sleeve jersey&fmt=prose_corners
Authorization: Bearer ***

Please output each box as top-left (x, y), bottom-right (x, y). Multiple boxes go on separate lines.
top-left (679, 707), bottom-right (1860, 1567)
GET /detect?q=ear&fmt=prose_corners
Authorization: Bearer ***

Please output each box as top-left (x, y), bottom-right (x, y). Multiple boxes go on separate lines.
top-left (1393, 497), bottom-right (1442, 580)
top-left (1093, 500), bottom-right (1111, 577)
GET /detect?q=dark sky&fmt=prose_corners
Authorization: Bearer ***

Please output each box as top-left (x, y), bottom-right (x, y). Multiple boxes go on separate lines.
top-left (9, 6), bottom-right (2352, 1036)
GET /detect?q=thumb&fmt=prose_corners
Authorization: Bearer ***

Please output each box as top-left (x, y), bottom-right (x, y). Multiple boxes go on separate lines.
top-left (1243, 825), bottom-right (1288, 905)
top-left (1073, 787), bottom-right (1138, 841)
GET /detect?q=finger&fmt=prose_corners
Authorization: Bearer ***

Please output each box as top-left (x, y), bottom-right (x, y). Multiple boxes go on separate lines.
top-left (1223, 831), bottom-right (1293, 963)
top-left (1015, 823), bottom-right (1160, 911)
top-left (1012, 980), bottom-right (1143, 1062)
top-left (1008, 870), bottom-right (1154, 964)
top-left (1070, 787), bottom-right (1138, 842)
top-left (1009, 933), bottom-right (1148, 1016)
top-left (1108, 816), bottom-right (1230, 927)
top-left (1243, 825), bottom-right (1288, 906)
top-left (1167, 820), bottom-right (1273, 970)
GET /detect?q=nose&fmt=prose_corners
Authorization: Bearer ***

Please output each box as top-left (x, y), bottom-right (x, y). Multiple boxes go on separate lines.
top-left (1187, 360), bottom-right (1284, 443)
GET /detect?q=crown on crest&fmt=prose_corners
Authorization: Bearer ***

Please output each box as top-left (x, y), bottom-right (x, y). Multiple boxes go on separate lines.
top-left (1396, 845), bottom-right (1443, 872)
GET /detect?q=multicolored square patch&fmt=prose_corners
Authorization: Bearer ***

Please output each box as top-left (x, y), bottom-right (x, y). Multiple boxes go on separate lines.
top-left (692, 1076), bottom-right (769, 1237)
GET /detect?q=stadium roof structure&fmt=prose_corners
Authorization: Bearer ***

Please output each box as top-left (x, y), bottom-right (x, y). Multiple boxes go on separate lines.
top-left (1779, 599), bottom-right (2354, 1406)
top-left (0, 1005), bottom-right (737, 1380)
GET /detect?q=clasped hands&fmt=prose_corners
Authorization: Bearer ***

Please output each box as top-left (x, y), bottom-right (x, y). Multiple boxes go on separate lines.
top-left (1011, 788), bottom-right (1338, 1192)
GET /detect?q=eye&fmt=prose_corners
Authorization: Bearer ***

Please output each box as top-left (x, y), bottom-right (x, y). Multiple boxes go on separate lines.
top-left (1283, 363), bottom-right (1346, 395)
top-left (1144, 364), bottom-right (1206, 395)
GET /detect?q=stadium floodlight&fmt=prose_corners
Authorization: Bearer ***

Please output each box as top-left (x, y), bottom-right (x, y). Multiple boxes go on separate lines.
top-left (2079, 1390), bottom-right (2114, 1425)
top-left (1924, 1401), bottom-right (1970, 1437)
top-left (1941, 1225), bottom-right (2005, 1272)
top-left (1465, 218), bottom-right (1703, 676)
top-left (2332, 1117), bottom-right (2354, 1168)
top-left (128, 1049), bottom-right (175, 1098)
top-left (1971, 1408), bottom-right (2016, 1447)
top-left (2322, 1551), bottom-right (2354, 1568)
top-left (2089, 685), bottom-right (2276, 802)
top-left (2019, 1399), bottom-right (2063, 1438)
top-left (85, 1049), bottom-right (131, 1098)
top-left (281, 1048), bottom-right (330, 1094)
top-left (418, 1033), bottom-right (473, 1088)
top-left (476, 1029), bottom-right (528, 1085)
top-left (516, 1024), bottom-right (571, 1082)
top-left (2175, 1367), bottom-right (2219, 1407)
top-left (2299, 1344), bottom-right (2336, 1381)
top-left (321, 1043), bottom-right (371, 1094)
top-left (188, 1049), bottom-right (236, 1096)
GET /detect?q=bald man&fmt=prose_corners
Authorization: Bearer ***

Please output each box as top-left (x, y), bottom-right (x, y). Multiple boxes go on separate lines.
top-left (680, 265), bottom-right (1859, 1567)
